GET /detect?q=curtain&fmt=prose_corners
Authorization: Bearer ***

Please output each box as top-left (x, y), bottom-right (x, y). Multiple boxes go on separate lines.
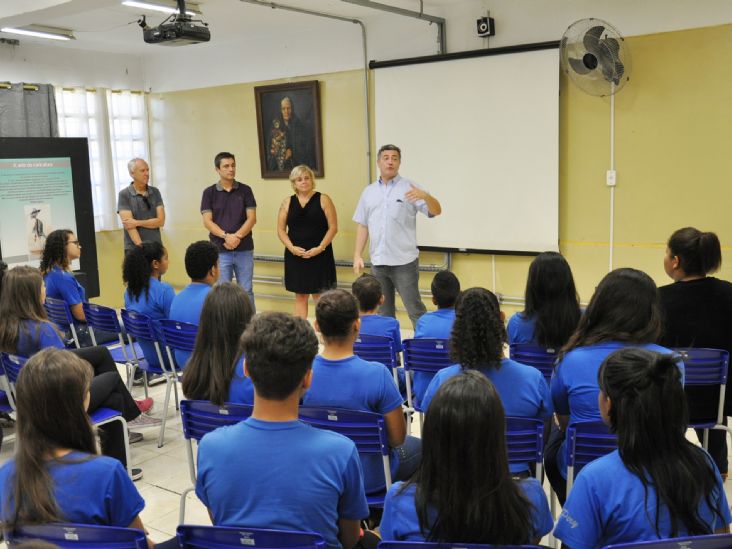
top-left (0, 83), bottom-right (58, 137)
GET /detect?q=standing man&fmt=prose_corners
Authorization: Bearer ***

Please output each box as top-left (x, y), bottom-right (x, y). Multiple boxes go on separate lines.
top-left (200, 152), bottom-right (257, 309)
top-left (353, 144), bottom-right (442, 328)
top-left (117, 158), bottom-right (165, 251)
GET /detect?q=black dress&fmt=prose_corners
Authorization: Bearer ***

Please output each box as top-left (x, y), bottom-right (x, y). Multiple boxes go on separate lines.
top-left (284, 192), bottom-right (336, 294)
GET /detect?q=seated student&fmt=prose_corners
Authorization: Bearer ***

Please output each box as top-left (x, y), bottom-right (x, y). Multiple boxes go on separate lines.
top-left (195, 312), bottom-right (369, 549)
top-left (555, 349), bottom-right (731, 548)
top-left (546, 268), bottom-right (681, 504)
top-left (182, 283), bottom-right (254, 405)
top-left (0, 348), bottom-right (178, 548)
top-left (303, 289), bottom-right (421, 494)
top-left (40, 229), bottom-right (115, 346)
top-left (168, 241), bottom-right (219, 368)
top-left (352, 274), bottom-right (402, 349)
top-left (507, 251), bottom-right (581, 349)
top-left (381, 371), bottom-right (553, 544)
top-left (421, 288), bottom-right (552, 435)
top-left (412, 270), bottom-right (460, 405)
top-left (123, 241), bottom-right (174, 385)
top-left (0, 266), bottom-right (156, 479)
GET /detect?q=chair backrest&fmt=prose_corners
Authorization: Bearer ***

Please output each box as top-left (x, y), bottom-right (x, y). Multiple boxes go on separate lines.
top-left (8, 522), bottom-right (147, 548)
top-left (505, 417), bottom-right (544, 478)
top-left (82, 302), bottom-right (125, 346)
top-left (158, 319), bottom-right (199, 354)
top-left (508, 343), bottom-right (557, 383)
top-left (566, 420), bottom-right (617, 494)
top-left (402, 338), bottom-right (452, 374)
top-left (674, 348), bottom-right (729, 387)
top-left (1, 352), bottom-right (27, 385)
top-left (180, 399), bottom-right (254, 442)
top-left (378, 542), bottom-right (543, 549)
top-left (177, 525), bottom-right (326, 549)
top-left (602, 533), bottom-right (732, 549)
top-left (354, 333), bottom-right (398, 370)
top-left (299, 406), bottom-right (392, 487)
top-left (45, 297), bottom-right (79, 348)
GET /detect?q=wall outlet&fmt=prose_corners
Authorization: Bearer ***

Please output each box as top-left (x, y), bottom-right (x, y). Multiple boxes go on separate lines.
top-left (606, 169), bottom-right (617, 187)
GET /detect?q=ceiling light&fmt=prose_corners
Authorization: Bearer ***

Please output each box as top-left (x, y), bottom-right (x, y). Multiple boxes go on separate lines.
top-left (0, 25), bottom-right (75, 41)
top-left (122, 0), bottom-right (202, 17)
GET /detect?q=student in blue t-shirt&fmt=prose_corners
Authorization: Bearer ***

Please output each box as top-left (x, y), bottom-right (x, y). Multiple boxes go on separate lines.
top-left (421, 288), bottom-right (552, 475)
top-left (381, 371), bottom-right (552, 544)
top-left (195, 312), bottom-right (370, 549)
top-left (555, 348), bottom-right (731, 549)
top-left (182, 282), bottom-right (254, 405)
top-left (352, 274), bottom-right (402, 349)
top-left (507, 252), bottom-right (581, 349)
top-left (545, 268), bottom-right (682, 504)
top-left (0, 348), bottom-right (178, 549)
top-left (412, 270), bottom-right (460, 405)
top-left (303, 289), bottom-right (421, 495)
top-left (168, 241), bottom-right (220, 368)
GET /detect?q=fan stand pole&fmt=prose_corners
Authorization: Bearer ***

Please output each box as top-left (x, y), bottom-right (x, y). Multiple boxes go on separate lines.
top-left (608, 84), bottom-right (616, 272)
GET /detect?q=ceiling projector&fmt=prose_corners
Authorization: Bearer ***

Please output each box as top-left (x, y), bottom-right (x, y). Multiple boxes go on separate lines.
top-left (142, 0), bottom-right (210, 46)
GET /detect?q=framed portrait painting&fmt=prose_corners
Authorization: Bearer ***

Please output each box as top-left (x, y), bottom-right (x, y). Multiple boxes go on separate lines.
top-left (254, 80), bottom-right (324, 179)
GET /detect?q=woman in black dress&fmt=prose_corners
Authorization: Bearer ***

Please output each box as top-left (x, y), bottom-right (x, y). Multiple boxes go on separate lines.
top-left (277, 164), bottom-right (338, 318)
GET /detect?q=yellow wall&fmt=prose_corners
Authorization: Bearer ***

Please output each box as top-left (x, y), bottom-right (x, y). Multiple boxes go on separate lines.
top-left (94, 23), bottom-right (732, 324)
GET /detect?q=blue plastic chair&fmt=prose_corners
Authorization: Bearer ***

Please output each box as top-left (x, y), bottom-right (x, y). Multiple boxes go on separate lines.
top-left (506, 417), bottom-right (544, 479)
top-left (82, 302), bottom-right (144, 388)
top-left (602, 533), bottom-right (732, 548)
top-left (178, 399), bottom-right (254, 523)
top-left (674, 348), bottom-right (732, 450)
top-left (354, 333), bottom-right (401, 386)
top-left (299, 406), bottom-right (391, 507)
top-left (509, 343), bottom-right (557, 384)
top-left (45, 296), bottom-right (81, 348)
top-left (565, 420), bottom-right (617, 496)
top-left (379, 542), bottom-right (543, 549)
top-left (158, 318), bottom-right (199, 370)
top-left (177, 525), bottom-right (326, 549)
top-left (120, 309), bottom-right (180, 447)
top-left (1, 351), bottom-right (133, 478)
top-left (401, 338), bottom-right (451, 434)
top-left (7, 522), bottom-right (147, 548)
top-left (0, 354), bottom-right (16, 413)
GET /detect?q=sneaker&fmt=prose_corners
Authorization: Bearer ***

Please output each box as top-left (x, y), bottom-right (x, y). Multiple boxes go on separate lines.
top-left (132, 376), bottom-right (145, 387)
top-left (128, 413), bottom-right (162, 427)
top-left (128, 431), bottom-right (143, 444)
top-left (131, 468), bottom-right (143, 481)
top-left (146, 373), bottom-right (167, 387)
top-left (135, 398), bottom-right (154, 413)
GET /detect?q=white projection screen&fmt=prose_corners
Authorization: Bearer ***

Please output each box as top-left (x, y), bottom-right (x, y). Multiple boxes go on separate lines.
top-left (373, 45), bottom-right (559, 254)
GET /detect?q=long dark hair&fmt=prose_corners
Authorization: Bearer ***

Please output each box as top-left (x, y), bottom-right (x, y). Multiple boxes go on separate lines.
top-left (450, 288), bottom-right (505, 370)
top-left (182, 283), bottom-right (254, 405)
top-left (668, 227), bottom-right (722, 277)
top-left (0, 266), bottom-right (58, 354)
top-left (6, 348), bottom-right (96, 529)
top-left (562, 268), bottom-right (661, 356)
top-left (598, 348), bottom-right (726, 537)
top-left (523, 252), bottom-right (581, 349)
top-left (406, 371), bottom-right (533, 543)
top-left (122, 241), bottom-right (166, 301)
top-left (39, 230), bottom-right (73, 274)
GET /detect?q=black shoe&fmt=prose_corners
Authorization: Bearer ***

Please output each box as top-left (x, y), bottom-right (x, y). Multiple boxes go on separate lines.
top-left (131, 468), bottom-right (143, 481)
top-left (128, 431), bottom-right (144, 444)
top-left (146, 374), bottom-right (166, 386)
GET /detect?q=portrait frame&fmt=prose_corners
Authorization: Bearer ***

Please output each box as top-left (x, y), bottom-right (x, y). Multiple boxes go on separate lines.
top-left (254, 80), bottom-right (324, 179)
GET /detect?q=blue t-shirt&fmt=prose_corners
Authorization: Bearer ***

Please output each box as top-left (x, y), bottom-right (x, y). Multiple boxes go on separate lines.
top-left (412, 308), bottom-right (455, 406)
top-left (555, 450), bottom-right (732, 549)
top-left (228, 356), bottom-right (254, 405)
top-left (169, 283), bottom-right (211, 367)
top-left (507, 312), bottom-right (537, 345)
top-left (16, 319), bottom-right (65, 357)
top-left (381, 478), bottom-right (553, 542)
top-left (195, 418), bottom-right (369, 549)
top-left (360, 314), bottom-right (402, 350)
top-left (45, 266), bottom-right (86, 306)
top-left (124, 277), bottom-right (175, 368)
top-left (0, 452), bottom-right (144, 527)
top-left (551, 342), bottom-right (682, 478)
top-left (302, 354), bottom-right (405, 494)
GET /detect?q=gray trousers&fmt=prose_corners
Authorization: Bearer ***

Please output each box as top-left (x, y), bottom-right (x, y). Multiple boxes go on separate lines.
top-left (371, 258), bottom-right (426, 329)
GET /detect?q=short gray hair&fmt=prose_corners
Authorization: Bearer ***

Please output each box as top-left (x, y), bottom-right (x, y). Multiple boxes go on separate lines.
top-left (128, 158), bottom-right (146, 175)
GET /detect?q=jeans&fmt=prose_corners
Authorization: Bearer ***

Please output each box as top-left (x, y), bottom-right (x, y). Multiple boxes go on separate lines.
top-left (219, 250), bottom-right (255, 310)
top-left (372, 259), bottom-right (426, 329)
top-left (393, 435), bottom-right (422, 481)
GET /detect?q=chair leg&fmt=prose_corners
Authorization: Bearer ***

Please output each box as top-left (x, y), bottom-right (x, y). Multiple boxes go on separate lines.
top-left (703, 428), bottom-right (710, 449)
top-left (173, 375), bottom-right (180, 411)
top-left (179, 486), bottom-right (193, 525)
top-left (143, 371), bottom-right (149, 399)
top-left (157, 378), bottom-right (173, 448)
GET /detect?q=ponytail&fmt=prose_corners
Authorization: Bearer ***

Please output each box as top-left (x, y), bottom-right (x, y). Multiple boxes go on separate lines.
top-left (668, 227), bottom-right (721, 276)
top-left (122, 241), bottom-right (165, 301)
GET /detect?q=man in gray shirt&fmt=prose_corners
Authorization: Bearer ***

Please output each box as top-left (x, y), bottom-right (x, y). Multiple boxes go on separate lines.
top-left (117, 158), bottom-right (165, 251)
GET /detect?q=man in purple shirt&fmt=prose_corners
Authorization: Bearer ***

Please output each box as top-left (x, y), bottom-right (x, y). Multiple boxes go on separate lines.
top-left (200, 152), bottom-right (257, 309)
